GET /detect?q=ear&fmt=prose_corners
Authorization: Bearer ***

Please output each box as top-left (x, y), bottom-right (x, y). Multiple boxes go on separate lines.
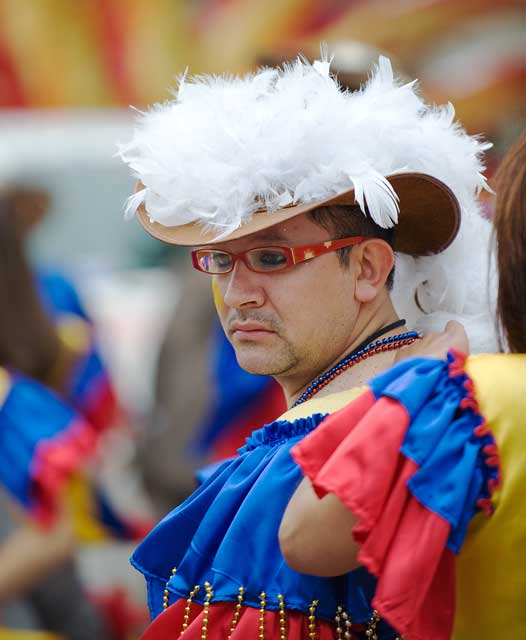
top-left (352, 239), bottom-right (395, 303)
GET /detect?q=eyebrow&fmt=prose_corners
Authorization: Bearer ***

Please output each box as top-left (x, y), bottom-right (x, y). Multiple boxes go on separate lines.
top-left (251, 229), bottom-right (289, 243)
top-left (203, 229), bottom-right (290, 252)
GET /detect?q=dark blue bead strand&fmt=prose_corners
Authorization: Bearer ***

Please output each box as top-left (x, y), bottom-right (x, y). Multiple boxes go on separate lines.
top-left (292, 330), bottom-right (421, 407)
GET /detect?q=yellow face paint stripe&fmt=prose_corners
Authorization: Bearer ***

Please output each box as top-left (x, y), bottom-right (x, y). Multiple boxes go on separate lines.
top-left (0, 368), bottom-right (11, 406)
top-left (212, 277), bottom-right (224, 314)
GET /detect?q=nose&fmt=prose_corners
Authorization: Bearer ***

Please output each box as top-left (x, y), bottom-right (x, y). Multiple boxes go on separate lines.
top-left (221, 258), bottom-right (266, 309)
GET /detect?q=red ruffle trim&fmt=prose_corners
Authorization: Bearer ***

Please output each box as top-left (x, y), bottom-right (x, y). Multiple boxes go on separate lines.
top-left (292, 390), bottom-right (455, 640)
top-left (449, 349), bottom-right (500, 515)
top-left (141, 599), bottom-right (357, 640)
top-left (30, 416), bottom-right (99, 526)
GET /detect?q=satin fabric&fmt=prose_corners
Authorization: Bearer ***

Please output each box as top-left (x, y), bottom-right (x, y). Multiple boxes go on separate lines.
top-left (141, 599), bottom-right (352, 639)
top-left (132, 412), bottom-right (398, 636)
top-left (453, 353), bottom-right (526, 638)
top-left (135, 350), bottom-right (501, 639)
top-left (293, 352), bottom-right (518, 639)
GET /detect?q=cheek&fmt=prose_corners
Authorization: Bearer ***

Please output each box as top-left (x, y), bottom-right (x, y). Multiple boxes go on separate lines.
top-left (270, 263), bottom-right (341, 328)
top-left (292, 263), bottom-right (356, 330)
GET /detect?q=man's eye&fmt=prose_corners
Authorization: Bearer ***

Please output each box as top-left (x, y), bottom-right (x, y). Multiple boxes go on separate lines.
top-left (252, 250), bottom-right (288, 269)
top-left (212, 253), bottom-right (231, 268)
top-left (199, 252), bottom-right (231, 272)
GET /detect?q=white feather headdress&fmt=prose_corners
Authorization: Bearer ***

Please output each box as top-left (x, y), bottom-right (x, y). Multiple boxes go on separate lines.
top-left (118, 55), bottom-right (498, 353)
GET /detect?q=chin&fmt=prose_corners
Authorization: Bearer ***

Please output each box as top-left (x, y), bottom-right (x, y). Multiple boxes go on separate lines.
top-left (236, 357), bottom-right (276, 376)
top-left (234, 346), bottom-right (291, 377)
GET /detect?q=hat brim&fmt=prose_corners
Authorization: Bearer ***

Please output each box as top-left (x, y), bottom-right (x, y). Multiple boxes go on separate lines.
top-left (137, 172), bottom-right (460, 256)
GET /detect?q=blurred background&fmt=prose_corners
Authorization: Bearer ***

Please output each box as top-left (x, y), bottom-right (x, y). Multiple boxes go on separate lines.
top-left (0, 1), bottom-right (524, 638)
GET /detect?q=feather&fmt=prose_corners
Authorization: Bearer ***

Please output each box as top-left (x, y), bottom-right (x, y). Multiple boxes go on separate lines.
top-left (118, 55), bottom-right (498, 353)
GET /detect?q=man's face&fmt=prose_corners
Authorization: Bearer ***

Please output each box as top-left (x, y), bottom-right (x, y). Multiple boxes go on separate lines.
top-left (210, 213), bottom-right (361, 382)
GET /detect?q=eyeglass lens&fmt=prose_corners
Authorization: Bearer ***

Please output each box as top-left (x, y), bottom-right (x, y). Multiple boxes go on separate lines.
top-left (246, 248), bottom-right (289, 272)
top-left (195, 248), bottom-right (290, 274)
top-left (196, 250), bottom-right (233, 273)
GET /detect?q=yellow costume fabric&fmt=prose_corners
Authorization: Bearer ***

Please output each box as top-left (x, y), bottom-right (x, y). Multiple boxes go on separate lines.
top-left (453, 353), bottom-right (526, 638)
top-left (279, 355), bottom-right (526, 638)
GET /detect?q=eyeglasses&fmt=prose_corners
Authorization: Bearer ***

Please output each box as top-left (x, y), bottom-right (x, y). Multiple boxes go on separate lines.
top-left (191, 236), bottom-right (365, 275)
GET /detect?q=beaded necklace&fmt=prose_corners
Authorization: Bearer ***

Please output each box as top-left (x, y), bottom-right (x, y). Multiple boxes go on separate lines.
top-left (292, 319), bottom-right (421, 407)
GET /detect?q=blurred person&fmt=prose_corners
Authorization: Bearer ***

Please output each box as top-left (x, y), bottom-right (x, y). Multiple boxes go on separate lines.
top-left (3, 185), bottom-right (119, 432)
top-left (119, 56), bottom-right (497, 638)
top-left (0, 191), bottom-right (114, 639)
top-left (286, 132), bottom-right (526, 638)
top-left (1, 187), bottom-right (153, 638)
top-left (2, 186), bottom-right (151, 541)
top-left (0, 370), bottom-right (111, 640)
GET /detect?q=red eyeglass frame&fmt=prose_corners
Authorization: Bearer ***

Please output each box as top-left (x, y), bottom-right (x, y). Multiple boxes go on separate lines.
top-left (191, 236), bottom-right (366, 274)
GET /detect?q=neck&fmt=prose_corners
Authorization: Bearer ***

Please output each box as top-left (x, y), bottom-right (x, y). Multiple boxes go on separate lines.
top-left (280, 303), bottom-right (402, 408)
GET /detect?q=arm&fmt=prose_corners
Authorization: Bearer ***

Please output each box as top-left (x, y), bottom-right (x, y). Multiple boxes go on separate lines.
top-left (280, 321), bottom-right (469, 578)
top-left (279, 476), bottom-right (360, 577)
top-left (280, 321), bottom-right (470, 578)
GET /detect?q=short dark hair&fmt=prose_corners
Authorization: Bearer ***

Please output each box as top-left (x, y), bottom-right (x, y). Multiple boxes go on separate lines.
top-left (308, 204), bottom-right (395, 289)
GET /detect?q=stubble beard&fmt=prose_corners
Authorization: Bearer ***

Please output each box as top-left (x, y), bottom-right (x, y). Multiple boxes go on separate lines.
top-left (224, 310), bottom-right (305, 377)
top-left (232, 336), bottom-right (299, 377)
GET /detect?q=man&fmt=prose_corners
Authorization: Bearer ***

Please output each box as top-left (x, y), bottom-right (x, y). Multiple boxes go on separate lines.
top-left (137, 40), bottom-right (399, 517)
top-left (119, 56), bottom-right (495, 639)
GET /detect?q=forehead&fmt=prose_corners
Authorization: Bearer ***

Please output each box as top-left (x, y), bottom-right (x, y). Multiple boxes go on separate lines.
top-left (206, 213), bottom-right (330, 252)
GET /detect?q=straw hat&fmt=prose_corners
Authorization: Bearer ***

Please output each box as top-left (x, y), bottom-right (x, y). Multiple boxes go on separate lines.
top-left (118, 55), bottom-right (499, 353)
top-left (137, 172), bottom-right (459, 256)
top-left (118, 56), bottom-right (487, 257)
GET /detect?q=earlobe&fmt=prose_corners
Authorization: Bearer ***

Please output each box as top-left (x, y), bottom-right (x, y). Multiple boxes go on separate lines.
top-left (354, 240), bottom-right (395, 303)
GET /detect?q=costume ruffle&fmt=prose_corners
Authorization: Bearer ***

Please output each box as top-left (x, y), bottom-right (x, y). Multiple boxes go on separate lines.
top-left (292, 350), bottom-right (500, 640)
top-left (0, 372), bottom-right (98, 525)
top-left (132, 414), bottom-right (399, 638)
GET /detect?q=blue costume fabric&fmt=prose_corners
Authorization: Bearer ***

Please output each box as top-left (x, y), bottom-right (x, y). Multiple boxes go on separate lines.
top-left (133, 413), bottom-right (397, 634)
top-left (132, 354), bottom-right (497, 638)
top-left (367, 355), bottom-right (498, 552)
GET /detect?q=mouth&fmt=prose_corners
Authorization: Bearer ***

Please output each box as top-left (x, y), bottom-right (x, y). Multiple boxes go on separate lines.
top-left (229, 322), bottom-right (276, 340)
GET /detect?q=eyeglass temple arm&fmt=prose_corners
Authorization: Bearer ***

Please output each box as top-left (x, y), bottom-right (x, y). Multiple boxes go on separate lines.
top-left (290, 237), bottom-right (366, 264)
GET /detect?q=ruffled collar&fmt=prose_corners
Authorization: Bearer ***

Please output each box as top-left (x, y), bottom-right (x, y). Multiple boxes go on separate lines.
top-left (238, 413), bottom-right (327, 453)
